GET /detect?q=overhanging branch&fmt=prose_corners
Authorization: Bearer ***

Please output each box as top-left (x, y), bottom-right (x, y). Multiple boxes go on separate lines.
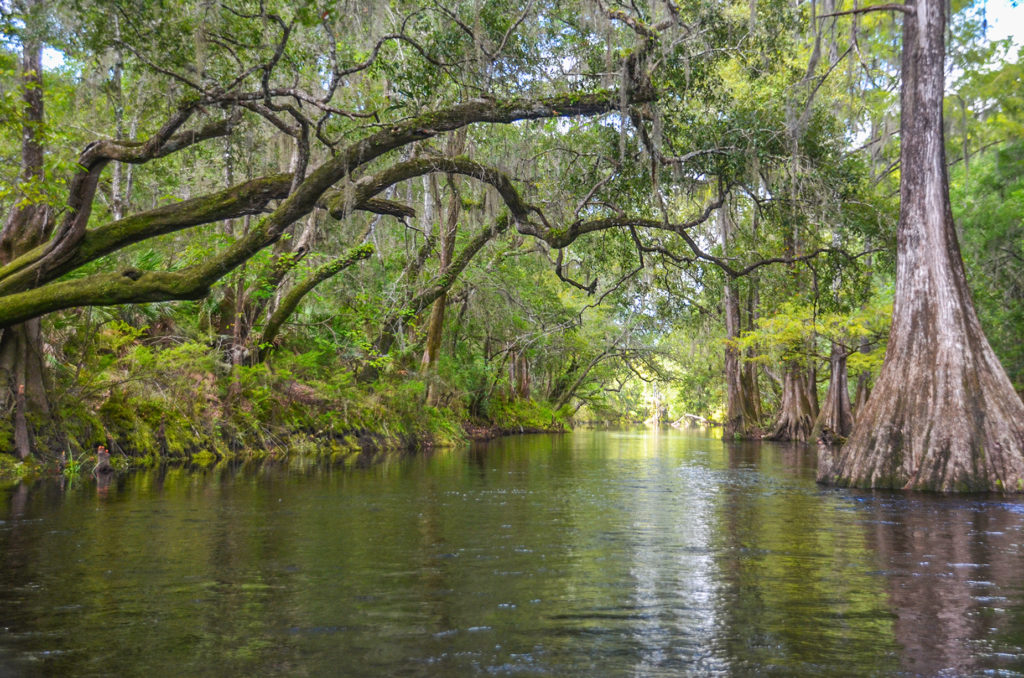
top-left (0, 87), bottom-right (649, 329)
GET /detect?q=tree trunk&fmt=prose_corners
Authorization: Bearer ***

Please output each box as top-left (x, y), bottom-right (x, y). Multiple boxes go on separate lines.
top-left (742, 279), bottom-right (763, 423)
top-left (813, 341), bottom-right (853, 440)
top-left (510, 352), bottom-right (530, 400)
top-left (853, 370), bottom-right (871, 415)
top-left (721, 206), bottom-right (760, 438)
top-left (805, 363), bottom-right (819, 414)
top-left (0, 320), bottom-right (50, 458)
top-left (419, 200), bottom-right (455, 393)
top-left (108, 22), bottom-right (129, 222)
top-left (421, 133), bottom-right (465, 404)
top-left (819, 0), bottom-right (1024, 491)
top-left (1, 5), bottom-right (52, 458)
top-left (767, 364), bottom-right (818, 442)
top-left (852, 337), bottom-right (872, 416)
top-left (723, 296), bottom-right (760, 438)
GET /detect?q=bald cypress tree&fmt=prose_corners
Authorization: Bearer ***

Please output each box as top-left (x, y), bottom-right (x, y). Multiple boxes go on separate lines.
top-left (819, 0), bottom-right (1024, 491)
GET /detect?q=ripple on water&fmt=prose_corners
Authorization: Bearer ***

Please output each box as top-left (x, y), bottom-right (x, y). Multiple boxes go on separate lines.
top-left (2, 430), bottom-right (1024, 676)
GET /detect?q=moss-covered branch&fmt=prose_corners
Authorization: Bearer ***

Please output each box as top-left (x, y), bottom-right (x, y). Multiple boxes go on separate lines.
top-left (258, 244), bottom-right (375, 355)
top-left (42, 113), bottom-right (241, 278)
top-left (0, 88), bottom-right (647, 329)
top-left (0, 176), bottom-right (417, 298)
top-left (0, 174), bottom-right (293, 295)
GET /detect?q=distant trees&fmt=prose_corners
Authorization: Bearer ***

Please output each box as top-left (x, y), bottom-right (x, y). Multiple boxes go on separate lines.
top-left (2, 0), bottom-right (1020, 492)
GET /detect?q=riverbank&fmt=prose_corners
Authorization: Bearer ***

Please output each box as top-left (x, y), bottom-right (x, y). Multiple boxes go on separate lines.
top-left (0, 368), bottom-right (571, 485)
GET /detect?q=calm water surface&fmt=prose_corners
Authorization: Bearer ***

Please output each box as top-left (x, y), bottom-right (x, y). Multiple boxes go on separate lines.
top-left (2, 429), bottom-right (1024, 676)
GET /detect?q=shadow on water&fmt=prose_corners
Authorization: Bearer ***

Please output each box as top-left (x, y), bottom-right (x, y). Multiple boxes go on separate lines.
top-left (1, 429), bottom-right (1024, 676)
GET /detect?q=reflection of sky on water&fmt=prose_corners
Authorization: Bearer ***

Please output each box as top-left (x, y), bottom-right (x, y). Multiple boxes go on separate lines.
top-left (620, 431), bottom-right (724, 674)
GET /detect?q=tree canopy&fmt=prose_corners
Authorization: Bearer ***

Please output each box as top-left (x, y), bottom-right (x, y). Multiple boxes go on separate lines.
top-left (0, 0), bottom-right (1021, 490)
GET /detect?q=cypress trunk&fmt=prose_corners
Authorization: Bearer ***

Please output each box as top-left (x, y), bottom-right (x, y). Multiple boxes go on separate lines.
top-left (767, 364), bottom-right (818, 442)
top-left (819, 0), bottom-right (1024, 491)
top-left (742, 281), bottom-right (763, 424)
top-left (813, 341), bottom-right (853, 440)
top-left (721, 206), bottom-right (760, 438)
top-left (852, 337), bottom-right (872, 416)
top-left (853, 371), bottom-right (871, 416)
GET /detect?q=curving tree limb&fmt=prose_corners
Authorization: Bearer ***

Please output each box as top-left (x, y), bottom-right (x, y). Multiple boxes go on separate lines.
top-left (0, 87), bottom-right (651, 329)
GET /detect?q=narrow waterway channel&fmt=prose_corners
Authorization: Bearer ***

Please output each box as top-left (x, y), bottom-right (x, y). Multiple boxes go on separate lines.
top-left (2, 429), bottom-right (1024, 676)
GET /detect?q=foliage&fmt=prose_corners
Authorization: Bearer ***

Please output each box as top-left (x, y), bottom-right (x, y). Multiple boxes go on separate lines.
top-left (0, 453), bottom-right (40, 485)
top-left (734, 288), bottom-right (891, 374)
top-left (953, 141), bottom-right (1024, 391)
top-left (0, 0), bottom-right (1020, 463)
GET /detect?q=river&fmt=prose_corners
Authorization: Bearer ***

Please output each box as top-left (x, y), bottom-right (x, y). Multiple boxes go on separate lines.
top-left (2, 428), bottom-right (1024, 676)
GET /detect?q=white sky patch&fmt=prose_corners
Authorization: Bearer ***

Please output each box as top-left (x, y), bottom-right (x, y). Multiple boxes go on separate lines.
top-left (983, 0), bottom-right (1024, 50)
top-left (41, 47), bottom-right (64, 70)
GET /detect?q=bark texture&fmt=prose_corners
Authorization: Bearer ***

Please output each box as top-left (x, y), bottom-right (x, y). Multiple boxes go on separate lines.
top-left (819, 0), bottom-right (1024, 491)
top-left (0, 6), bottom-right (52, 458)
top-left (813, 341), bottom-right (853, 440)
top-left (767, 365), bottom-right (818, 442)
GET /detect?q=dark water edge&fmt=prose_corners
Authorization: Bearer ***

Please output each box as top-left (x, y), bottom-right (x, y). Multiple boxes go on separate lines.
top-left (2, 428), bottom-right (1024, 677)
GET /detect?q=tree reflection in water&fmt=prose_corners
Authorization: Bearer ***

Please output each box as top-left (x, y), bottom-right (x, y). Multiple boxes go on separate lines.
top-left (713, 439), bottom-right (901, 673)
top-left (863, 495), bottom-right (1024, 675)
top-left (3, 432), bottom-right (1024, 676)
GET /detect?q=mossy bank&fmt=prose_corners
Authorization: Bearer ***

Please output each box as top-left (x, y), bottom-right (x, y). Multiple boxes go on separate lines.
top-left (0, 335), bottom-right (571, 484)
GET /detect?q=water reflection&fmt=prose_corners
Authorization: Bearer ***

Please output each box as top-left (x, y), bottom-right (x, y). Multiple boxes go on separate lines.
top-left (712, 439), bottom-right (900, 674)
top-left (1, 430), bottom-right (1024, 676)
top-left (861, 494), bottom-right (1024, 675)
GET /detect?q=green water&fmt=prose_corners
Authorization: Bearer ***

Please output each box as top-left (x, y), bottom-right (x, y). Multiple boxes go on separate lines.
top-left (2, 429), bottom-right (1024, 676)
